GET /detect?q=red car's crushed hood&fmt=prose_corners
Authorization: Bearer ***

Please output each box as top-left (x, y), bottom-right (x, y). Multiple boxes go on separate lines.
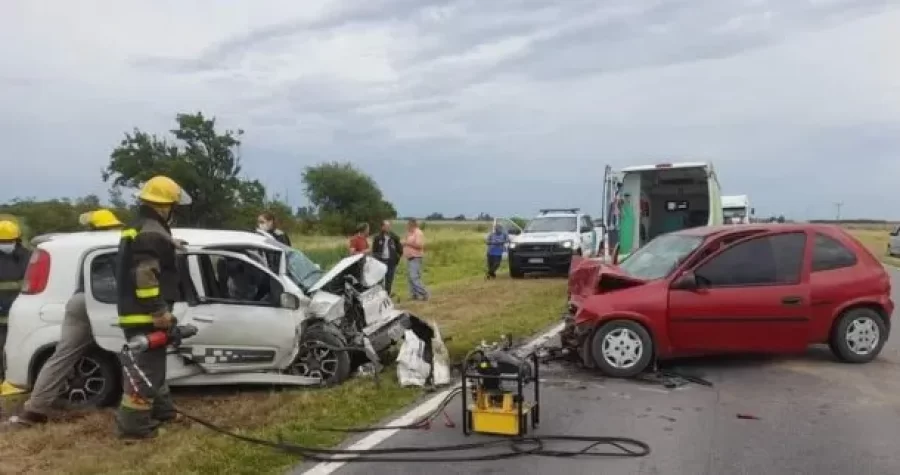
top-left (568, 256), bottom-right (646, 305)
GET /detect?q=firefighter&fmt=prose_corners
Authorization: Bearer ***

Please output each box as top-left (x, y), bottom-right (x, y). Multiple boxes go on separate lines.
top-left (0, 218), bottom-right (30, 383)
top-left (114, 176), bottom-right (191, 440)
top-left (2, 210), bottom-right (123, 430)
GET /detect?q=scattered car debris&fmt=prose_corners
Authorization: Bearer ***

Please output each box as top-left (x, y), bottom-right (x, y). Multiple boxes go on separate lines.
top-left (737, 413), bottom-right (761, 420)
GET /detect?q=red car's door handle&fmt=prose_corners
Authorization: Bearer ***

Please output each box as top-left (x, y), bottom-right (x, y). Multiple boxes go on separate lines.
top-left (781, 296), bottom-right (803, 306)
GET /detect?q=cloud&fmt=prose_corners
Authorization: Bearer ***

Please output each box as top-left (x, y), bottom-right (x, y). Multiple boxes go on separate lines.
top-left (1, 0), bottom-right (899, 219)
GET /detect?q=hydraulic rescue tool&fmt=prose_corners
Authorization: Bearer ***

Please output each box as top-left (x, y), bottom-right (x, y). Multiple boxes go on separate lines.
top-left (120, 320), bottom-right (198, 400)
top-left (125, 321), bottom-right (199, 353)
top-left (461, 337), bottom-right (540, 437)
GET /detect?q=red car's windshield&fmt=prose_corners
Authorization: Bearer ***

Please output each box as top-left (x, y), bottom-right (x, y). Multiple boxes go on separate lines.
top-left (619, 234), bottom-right (705, 280)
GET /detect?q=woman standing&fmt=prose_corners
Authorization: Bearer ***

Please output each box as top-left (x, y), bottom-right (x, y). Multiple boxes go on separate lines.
top-left (257, 211), bottom-right (292, 246)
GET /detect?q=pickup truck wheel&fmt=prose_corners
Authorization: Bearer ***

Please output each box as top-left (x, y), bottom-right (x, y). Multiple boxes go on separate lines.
top-left (509, 265), bottom-right (525, 279)
top-left (830, 308), bottom-right (887, 364)
top-left (57, 349), bottom-right (120, 408)
top-left (590, 320), bottom-right (653, 378)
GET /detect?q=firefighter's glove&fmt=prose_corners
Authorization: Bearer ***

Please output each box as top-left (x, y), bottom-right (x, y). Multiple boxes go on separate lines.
top-left (153, 312), bottom-right (175, 330)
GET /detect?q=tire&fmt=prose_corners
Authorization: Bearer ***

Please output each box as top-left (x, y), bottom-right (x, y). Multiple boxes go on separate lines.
top-left (830, 308), bottom-right (887, 364)
top-left (293, 325), bottom-right (352, 385)
top-left (54, 349), bottom-right (121, 408)
top-left (590, 319), bottom-right (653, 378)
top-left (510, 265), bottom-right (525, 279)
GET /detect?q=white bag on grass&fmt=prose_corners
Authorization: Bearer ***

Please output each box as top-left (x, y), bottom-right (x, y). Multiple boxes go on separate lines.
top-left (397, 329), bottom-right (431, 387)
top-left (430, 321), bottom-right (451, 387)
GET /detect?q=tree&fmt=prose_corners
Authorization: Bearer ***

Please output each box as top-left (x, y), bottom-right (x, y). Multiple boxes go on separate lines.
top-left (0, 196), bottom-right (132, 238)
top-left (426, 212), bottom-right (445, 221)
top-left (453, 214), bottom-right (467, 221)
top-left (301, 162), bottom-right (397, 234)
top-left (102, 112), bottom-right (266, 229)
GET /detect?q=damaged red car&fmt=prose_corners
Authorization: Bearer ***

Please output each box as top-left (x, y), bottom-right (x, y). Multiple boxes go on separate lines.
top-left (561, 224), bottom-right (894, 377)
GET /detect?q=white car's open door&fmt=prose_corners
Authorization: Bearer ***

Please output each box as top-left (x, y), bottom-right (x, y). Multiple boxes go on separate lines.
top-left (178, 249), bottom-right (303, 374)
top-left (82, 247), bottom-right (126, 353)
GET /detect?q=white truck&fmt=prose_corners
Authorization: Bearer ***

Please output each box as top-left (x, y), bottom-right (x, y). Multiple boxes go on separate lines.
top-left (504, 208), bottom-right (601, 278)
top-left (600, 162), bottom-right (724, 260)
top-left (722, 194), bottom-right (753, 224)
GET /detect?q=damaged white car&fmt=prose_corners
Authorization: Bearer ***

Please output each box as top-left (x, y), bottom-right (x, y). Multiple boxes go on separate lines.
top-left (2, 229), bottom-right (417, 406)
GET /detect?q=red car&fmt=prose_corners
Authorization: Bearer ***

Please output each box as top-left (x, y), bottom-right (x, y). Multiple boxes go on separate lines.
top-left (562, 224), bottom-right (893, 377)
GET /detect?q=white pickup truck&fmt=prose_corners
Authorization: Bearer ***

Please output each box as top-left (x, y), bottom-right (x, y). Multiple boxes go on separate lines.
top-left (505, 208), bottom-right (601, 278)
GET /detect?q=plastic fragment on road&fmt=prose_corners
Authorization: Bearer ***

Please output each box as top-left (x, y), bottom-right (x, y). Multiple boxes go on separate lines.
top-left (430, 321), bottom-right (451, 386)
top-left (397, 329), bottom-right (431, 387)
top-left (396, 319), bottom-right (452, 387)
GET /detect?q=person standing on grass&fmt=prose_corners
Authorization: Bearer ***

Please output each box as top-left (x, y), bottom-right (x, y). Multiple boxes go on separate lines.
top-left (349, 223), bottom-right (370, 255)
top-left (3, 210), bottom-right (123, 431)
top-left (485, 223), bottom-right (509, 279)
top-left (372, 220), bottom-right (402, 295)
top-left (402, 218), bottom-right (429, 301)
top-left (257, 211), bottom-right (291, 247)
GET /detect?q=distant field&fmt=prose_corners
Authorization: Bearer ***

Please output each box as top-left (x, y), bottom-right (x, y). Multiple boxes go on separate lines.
top-left (846, 227), bottom-right (900, 267)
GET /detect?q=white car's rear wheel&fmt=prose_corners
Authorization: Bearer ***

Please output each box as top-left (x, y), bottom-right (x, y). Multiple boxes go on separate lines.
top-left (57, 350), bottom-right (120, 407)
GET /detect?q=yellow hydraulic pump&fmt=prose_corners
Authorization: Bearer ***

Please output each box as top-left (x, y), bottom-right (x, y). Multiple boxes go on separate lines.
top-left (461, 339), bottom-right (540, 437)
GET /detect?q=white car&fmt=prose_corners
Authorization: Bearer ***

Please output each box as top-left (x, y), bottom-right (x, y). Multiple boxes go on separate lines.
top-left (890, 225), bottom-right (900, 257)
top-left (2, 229), bottom-right (412, 406)
top-left (506, 208), bottom-right (600, 278)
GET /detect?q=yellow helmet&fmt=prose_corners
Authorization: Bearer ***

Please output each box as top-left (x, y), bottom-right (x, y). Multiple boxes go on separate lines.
top-left (78, 209), bottom-right (123, 230)
top-left (0, 219), bottom-right (21, 241)
top-left (137, 176), bottom-right (192, 205)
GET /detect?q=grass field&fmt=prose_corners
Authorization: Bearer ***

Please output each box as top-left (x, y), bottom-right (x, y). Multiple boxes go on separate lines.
top-left (0, 221), bottom-right (566, 475)
top-left (846, 227), bottom-right (900, 267)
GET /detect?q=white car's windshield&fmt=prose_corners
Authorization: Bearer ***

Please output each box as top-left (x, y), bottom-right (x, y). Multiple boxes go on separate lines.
top-left (619, 234), bottom-right (704, 280)
top-left (525, 216), bottom-right (577, 233)
top-left (267, 239), bottom-right (323, 290)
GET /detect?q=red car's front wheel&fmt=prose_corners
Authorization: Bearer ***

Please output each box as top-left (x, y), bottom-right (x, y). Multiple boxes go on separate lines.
top-left (590, 319), bottom-right (654, 378)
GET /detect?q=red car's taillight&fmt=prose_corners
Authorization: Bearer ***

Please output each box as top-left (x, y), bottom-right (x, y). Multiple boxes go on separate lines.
top-left (21, 249), bottom-right (51, 295)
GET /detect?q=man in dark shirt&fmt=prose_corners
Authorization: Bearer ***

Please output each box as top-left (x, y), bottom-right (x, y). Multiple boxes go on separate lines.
top-left (371, 220), bottom-right (402, 294)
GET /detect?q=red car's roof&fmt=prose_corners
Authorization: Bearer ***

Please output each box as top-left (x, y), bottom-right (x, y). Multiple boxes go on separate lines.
top-left (675, 223), bottom-right (846, 238)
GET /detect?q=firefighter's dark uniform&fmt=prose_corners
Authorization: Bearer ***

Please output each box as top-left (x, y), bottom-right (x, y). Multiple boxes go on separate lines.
top-left (0, 242), bottom-right (31, 380)
top-left (114, 205), bottom-right (179, 438)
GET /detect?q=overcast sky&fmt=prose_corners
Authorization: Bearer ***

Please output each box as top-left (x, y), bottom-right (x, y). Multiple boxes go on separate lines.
top-left (2, 0), bottom-right (898, 220)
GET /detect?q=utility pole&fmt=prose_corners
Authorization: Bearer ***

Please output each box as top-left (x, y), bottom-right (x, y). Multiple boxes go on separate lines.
top-left (833, 202), bottom-right (843, 221)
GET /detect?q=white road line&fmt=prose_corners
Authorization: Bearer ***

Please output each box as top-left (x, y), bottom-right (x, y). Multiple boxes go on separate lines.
top-left (300, 322), bottom-right (565, 475)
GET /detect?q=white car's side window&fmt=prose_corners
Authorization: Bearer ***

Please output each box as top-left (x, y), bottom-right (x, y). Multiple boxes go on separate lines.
top-left (88, 252), bottom-right (118, 304)
top-left (196, 253), bottom-right (282, 306)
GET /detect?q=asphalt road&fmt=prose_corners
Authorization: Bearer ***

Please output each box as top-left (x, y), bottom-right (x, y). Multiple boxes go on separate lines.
top-left (296, 267), bottom-right (900, 475)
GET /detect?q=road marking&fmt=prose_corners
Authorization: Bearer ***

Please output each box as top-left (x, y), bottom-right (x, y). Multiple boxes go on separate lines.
top-left (301, 322), bottom-right (565, 475)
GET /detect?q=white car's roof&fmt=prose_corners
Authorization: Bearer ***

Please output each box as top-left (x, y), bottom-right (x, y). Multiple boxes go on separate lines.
top-left (534, 213), bottom-right (578, 218)
top-left (38, 228), bottom-right (281, 251)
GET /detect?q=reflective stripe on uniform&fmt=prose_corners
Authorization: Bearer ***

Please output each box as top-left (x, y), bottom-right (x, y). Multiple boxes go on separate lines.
top-left (119, 314), bottom-right (154, 325)
top-left (0, 280), bottom-right (22, 290)
top-left (121, 228), bottom-right (138, 239)
top-left (135, 287), bottom-right (159, 298)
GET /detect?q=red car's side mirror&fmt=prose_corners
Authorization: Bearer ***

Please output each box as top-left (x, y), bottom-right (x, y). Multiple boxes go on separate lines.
top-left (671, 271), bottom-right (699, 291)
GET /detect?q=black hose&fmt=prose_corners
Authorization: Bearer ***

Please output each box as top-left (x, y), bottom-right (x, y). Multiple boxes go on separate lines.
top-left (175, 405), bottom-right (651, 462)
top-left (136, 341), bottom-right (652, 463)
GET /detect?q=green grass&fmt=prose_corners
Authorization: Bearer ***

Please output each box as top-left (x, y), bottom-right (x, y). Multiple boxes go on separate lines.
top-left (0, 223), bottom-right (567, 475)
